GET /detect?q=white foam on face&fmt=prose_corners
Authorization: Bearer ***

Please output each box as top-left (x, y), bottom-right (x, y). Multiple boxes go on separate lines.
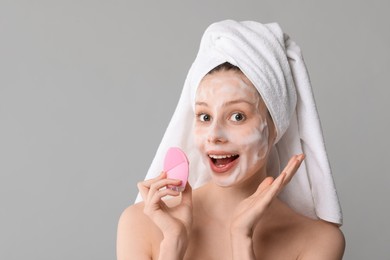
top-left (215, 114), bottom-right (269, 186)
top-left (194, 70), bottom-right (270, 187)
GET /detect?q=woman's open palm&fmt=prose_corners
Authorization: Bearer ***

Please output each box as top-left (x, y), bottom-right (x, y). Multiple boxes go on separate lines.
top-left (231, 154), bottom-right (305, 236)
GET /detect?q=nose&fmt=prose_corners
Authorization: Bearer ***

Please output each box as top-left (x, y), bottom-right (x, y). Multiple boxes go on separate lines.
top-left (207, 122), bottom-right (228, 144)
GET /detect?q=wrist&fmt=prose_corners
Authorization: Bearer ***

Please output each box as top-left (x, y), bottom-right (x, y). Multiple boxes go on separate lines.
top-left (159, 236), bottom-right (188, 260)
top-left (230, 223), bottom-right (253, 238)
top-left (230, 233), bottom-right (255, 260)
top-left (230, 231), bottom-right (253, 245)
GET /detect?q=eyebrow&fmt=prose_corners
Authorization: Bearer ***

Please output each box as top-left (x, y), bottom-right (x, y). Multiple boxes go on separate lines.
top-left (195, 99), bottom-right (256, 107)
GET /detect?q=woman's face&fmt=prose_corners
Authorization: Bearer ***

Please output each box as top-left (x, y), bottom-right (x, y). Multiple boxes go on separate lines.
top-left (194, 69), bottom-right (272, 187)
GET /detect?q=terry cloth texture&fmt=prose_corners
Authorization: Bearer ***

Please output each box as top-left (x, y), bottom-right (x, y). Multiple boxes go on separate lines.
top-left (135, 20), bottom-right (343, 225)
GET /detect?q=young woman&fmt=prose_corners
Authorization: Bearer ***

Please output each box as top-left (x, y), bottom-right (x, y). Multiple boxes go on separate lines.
top-left (117, 20), bottom-right (345, 260)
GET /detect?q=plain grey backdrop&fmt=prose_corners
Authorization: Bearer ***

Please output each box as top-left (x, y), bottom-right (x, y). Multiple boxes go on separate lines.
top-left (1, 0), bottom-right (389, 259)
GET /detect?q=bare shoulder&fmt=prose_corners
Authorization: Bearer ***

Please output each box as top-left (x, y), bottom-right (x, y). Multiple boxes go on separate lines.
top-left (116, 202), bottom-right (158, 260)
top-left (299, 219), bottom-right (345, 260)
top-left (254, 201), bottom-right (345, 259)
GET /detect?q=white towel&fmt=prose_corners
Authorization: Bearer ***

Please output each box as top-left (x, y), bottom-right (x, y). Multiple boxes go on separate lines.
top-left (135, 20), bottom-right (342, 225)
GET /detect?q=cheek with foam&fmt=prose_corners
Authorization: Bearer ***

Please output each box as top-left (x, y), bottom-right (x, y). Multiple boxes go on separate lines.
top-left (247, 119), bottom-right (269, 162)
top-left (212, 117), bottom-right (269, 187)
top-left (228, 117), bottom-right (269, 157)
top-left (234, 117), bottom-right (269, 174)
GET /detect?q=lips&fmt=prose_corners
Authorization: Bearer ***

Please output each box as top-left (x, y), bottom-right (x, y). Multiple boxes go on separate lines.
top-left (208, 153), bottom-right (239, 173)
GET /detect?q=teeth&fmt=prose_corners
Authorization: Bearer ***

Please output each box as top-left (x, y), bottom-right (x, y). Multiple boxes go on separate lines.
top-left (209, 154), bottom-right (237, 159)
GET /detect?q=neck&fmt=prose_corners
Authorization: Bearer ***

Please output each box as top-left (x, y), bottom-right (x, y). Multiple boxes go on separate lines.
top-left (198, 167), bottom-right (267, 221)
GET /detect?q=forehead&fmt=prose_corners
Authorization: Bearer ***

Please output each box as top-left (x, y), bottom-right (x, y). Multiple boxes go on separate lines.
top-left (196, 70), bottom-right (260, 102)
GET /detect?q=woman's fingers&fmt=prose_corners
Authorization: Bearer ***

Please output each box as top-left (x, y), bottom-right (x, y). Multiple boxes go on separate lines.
top-left (181, 182), bottom-right (193, 207)
top-left (137, 171), bottom-right (166, 200)
top-left (252, 154), bottom-right (305, 205)
top-left (144, 188), bottom-right (179, 215)
top-left (281, 154), bottom-right (305, 186)
top-left (138, 171), bottom-right (182, 202)
top-left (147, 179), bottom-right (182, 201)
top-left (148, 178), bottom-right (182, 194)
top-left (259, 172), bottom-right (286, 202)
top-left (253, 176), bottom-right (274, 196)
top-left (141, 174), bottom-right (183, 216)
top-left (149, 188), bottom-right (180, 206)
top-left (232, 154), bottom-right (305, 235)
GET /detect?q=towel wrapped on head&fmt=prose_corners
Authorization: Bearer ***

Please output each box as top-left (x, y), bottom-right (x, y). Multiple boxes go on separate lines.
top-left (135, 19), bottom-right (343, 225)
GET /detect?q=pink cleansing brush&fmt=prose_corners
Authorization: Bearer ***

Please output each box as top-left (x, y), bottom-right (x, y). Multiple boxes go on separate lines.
top-left (163, 147), bottom-right (189, 192)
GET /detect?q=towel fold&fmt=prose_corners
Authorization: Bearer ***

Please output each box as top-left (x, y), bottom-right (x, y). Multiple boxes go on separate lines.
top-left (135, 20), bottom-right (342, 225)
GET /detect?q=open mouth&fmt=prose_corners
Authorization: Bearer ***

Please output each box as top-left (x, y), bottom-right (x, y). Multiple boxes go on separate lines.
top-left (208, 153), bottom-right (239, 173)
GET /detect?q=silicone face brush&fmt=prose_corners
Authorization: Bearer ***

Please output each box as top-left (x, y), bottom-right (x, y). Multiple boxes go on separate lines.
top-left (163, 147), bottom-right (189, 192)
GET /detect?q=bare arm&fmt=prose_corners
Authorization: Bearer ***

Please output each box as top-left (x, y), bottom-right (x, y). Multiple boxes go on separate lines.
top-left (117, 172), bottom-right (193, 260)
top-left (117, 204), bottom-right (189, 260)
top-left (158, 235), bottom-right (189, 260)
top-left (116, 204), bottom-right (152, 260)
top-left (230, 155), bottom-right (304, 259)
top-left (300, 222), bottom-right (345, 260)
top-left (230, 234), bottom-right (256, 260)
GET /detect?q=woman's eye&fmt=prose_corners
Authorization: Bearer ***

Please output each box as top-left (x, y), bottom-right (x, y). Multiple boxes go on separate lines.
top-left (199, 113), bottom-right (211, 122)
top-left (230, 113), bottom-right (245, 122)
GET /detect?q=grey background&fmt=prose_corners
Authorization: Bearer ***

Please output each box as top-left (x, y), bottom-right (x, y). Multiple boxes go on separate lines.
top-left (1, 0), bottom-right (389, 259)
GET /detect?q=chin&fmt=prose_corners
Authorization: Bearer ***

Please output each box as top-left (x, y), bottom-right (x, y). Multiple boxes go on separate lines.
top-left (209, 168), bottom-right (244, 187)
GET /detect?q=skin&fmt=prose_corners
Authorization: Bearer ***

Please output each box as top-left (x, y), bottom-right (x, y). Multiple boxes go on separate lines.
top-left (117, 70), bottom-right (345, 260)
top-left (194, 72), bottom-right (269, 187)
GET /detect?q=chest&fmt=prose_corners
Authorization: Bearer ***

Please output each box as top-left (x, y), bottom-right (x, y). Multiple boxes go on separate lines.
top-left (183, 221), bottom-right (233, 260)
top-left (181, 221), bottom-right (302, 260)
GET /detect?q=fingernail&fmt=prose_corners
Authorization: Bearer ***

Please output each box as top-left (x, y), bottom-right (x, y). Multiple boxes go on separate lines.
top-left (297, 154), bottom-right (305, 161)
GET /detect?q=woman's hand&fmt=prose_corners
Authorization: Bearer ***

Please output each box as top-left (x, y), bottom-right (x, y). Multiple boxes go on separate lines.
top-left (137, 171), bottom-right (193, 243)
top-left (229, 154), bottom-right (305, 260)
top-left (230, 154), bottom-right (305, 237)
